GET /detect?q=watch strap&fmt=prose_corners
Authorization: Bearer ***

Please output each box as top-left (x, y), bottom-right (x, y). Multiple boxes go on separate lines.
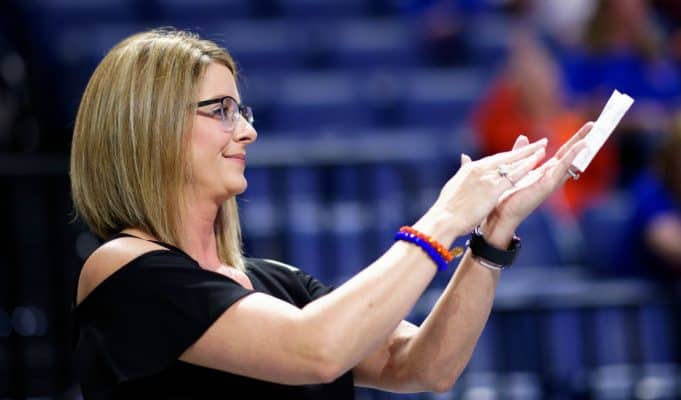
top-left (466, 226), bottom-right (521, 269)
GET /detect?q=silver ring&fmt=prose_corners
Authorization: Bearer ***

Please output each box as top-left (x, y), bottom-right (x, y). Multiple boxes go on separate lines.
top-left (496, 164), bottom-right (509, 178)
top-left (568, 168), bottom-right (580, 181)
top-left (497, 164), bottom-right (515, 186)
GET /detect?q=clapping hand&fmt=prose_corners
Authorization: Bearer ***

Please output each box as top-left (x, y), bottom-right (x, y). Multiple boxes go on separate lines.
top-left (492, 122), bottom-right (593, 228)
top-left (430, 137), bottom-right (548, 234)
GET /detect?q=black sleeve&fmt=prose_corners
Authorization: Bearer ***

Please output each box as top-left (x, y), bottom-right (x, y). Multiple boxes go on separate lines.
top-left (294, 268), bottom-right (334, 299)
top-left (75, 251), bottom-right (255, 389)
top-left (245, 258), bottom-right (335, 307)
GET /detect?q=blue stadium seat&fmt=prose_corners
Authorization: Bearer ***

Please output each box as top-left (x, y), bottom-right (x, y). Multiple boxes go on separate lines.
top-left (544, 309), bottom-right (587, 394)
top-left (460, 372), bottom-right (500, 400)
top-left (579, 193), bottom-right (634, 276)
top-left (278, 0), bottom-right (367, 19)
top-left (368, 164), bottom-right (406, 252)
top-left (402, 68), bottom-right (486, 129)
top-left (200, 20), bottom-right (309, 72)
top-left (591, 307), bottom-right (634, 366)
top-left (281, 166), bottom-right (326, 280)
top-left (240, 167), bottom-right (282, 260)
top-left (636, 363), bottom-right (679, 400)
top-left (467, 13), bottom-right (512, 66)
top-left (328, 165), bottom-right (370, 285)
top-left (271, 72), bottom-right (372, 132)
top-left (18, 0), bottom-right (137, 26)
top-left (466, 316), bottom-right (501, 373)
top-left (328, 19), bottom-right (422, 69)
top-left (153, 0), bottom-right (251, 26)
top-left (513, 206), bottom-right (564, 267)
top-left (638, 305), bottom-right (677, 365)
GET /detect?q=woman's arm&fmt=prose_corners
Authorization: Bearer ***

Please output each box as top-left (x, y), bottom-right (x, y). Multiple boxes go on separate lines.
top-left (352, 214), bottom-right (514, 393)
top-left (353, 122), bottom-right (592, 393)
top-left (178, 139), bottom-right (547, 385)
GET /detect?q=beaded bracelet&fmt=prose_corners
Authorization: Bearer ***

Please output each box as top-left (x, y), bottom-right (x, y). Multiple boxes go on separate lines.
top-left (398, 226), bottom-right (463, 262)
top-left (394, 231), bottom-right (448, 271)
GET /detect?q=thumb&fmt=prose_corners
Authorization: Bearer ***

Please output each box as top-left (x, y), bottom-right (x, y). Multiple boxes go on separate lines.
top-left (460, 153), bottom-right (472, 165)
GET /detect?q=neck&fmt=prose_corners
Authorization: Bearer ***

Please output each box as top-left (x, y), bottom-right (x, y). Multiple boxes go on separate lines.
top-left (179, 194), bottom-right (223, 269)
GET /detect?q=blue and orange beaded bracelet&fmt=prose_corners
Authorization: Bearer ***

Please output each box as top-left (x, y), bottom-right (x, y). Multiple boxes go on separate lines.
top-left (394, 226), bottom-right (463, 271)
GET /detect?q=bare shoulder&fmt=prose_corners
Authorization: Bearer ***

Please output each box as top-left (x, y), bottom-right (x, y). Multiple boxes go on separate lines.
top-left (76, 236), bottom-right (168, 306)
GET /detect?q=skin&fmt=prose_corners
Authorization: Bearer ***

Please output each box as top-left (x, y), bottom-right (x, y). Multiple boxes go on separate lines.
top-left (180, 63), bottom-right (258, 272)
top-left (77, 62), bottom-right (592, 392)
top-left (646, 215), bottom-right (681, 271)
top-left (645, 156), bottom-right (681, 272)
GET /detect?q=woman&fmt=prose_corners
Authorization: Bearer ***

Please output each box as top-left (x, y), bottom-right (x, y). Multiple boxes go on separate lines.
top-left (70, 28), bottom-right (591, 399)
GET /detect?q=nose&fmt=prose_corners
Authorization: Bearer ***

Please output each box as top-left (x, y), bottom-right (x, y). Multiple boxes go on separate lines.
top-left (234, 118), bottom-right (257, 144)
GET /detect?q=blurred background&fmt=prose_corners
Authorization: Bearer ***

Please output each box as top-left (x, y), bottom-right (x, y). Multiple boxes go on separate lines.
top-left (1, 0), bottom-right (681, 398)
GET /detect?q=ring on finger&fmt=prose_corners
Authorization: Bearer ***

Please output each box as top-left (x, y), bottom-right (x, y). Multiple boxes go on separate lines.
top-left (567, 168), bottom-right (580, 181)
top-left (496, 164), bottom-right (509, 178)
top-left (496, 164), bottom-right (516, 186)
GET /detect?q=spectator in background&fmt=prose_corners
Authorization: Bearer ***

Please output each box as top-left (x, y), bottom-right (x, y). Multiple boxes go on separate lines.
top-left (472, 29), bottom-right (617, 217)
top-left (558, 0), bottom-right (681, 185)
top-left (626, 114), bottom-right (681, 279)
top-left (562, 0), bottom-right (679, 106)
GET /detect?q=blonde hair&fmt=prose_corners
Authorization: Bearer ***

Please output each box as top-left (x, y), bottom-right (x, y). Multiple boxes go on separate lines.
top-left (70, 28), bottom-right (245, 270)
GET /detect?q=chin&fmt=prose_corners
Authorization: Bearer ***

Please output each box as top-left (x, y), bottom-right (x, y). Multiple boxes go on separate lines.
top-left (222, 178), bottom-right (248, 198)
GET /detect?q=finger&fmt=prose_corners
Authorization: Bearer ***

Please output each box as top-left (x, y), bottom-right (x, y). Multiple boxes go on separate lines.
top-left (550, 138), bottom-right (588, 181)
top-left (534, 157), bottom-right (559, 176)
top-left (512, 134), bottom-right (530, 151)
top-left (555, 121), bottom-right (593, 160)
top-left (461, 153), bottom-right (472, 165)
top-left (507, 147), bottom-right (546, 183)
top-left (485, 137), bottom-right (548, 166)
top-left (503, 140), bottom-right (543, 173)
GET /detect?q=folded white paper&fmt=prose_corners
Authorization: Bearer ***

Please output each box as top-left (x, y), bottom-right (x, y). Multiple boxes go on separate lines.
top-left (571, 89), bottom-right (634, 172)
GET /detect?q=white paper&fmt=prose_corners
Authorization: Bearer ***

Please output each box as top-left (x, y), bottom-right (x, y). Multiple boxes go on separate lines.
top-left (571, 89), bottom-right (634, 172)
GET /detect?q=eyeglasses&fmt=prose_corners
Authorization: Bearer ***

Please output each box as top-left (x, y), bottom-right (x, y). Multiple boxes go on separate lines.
top-left (195, 95), bottom-right (254, 132)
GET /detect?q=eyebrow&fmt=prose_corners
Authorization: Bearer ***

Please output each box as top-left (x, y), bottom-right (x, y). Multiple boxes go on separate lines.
top-left (202, 94), bottom-right (242, 103)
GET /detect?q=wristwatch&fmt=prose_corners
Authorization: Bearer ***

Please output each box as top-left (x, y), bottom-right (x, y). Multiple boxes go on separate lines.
top-left (466, 226), bottom-right (521, 270)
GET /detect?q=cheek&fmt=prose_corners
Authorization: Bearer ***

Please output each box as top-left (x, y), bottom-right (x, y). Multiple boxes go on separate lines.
top-left (188, 127), bottom-right (221, 182)
top-left (190, 123), bottom-right (224, 159)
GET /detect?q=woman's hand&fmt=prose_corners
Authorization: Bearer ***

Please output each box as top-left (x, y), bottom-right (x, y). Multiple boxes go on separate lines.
top-left (428, 137), bottom-right (548, 235)
top-left (490, 122), bottom-right (593, 230)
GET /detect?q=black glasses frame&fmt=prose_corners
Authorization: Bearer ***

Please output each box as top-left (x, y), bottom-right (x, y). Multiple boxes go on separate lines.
top-left (195, 95), bottom-right (254, 131)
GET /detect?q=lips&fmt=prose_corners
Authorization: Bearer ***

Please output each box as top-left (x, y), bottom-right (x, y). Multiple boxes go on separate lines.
top-left (222, 153), bottom-right (246, 160)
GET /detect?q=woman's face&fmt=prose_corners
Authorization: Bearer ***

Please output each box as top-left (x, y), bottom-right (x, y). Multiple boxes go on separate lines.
top-left (188, 62), bottom-right (257, 203)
